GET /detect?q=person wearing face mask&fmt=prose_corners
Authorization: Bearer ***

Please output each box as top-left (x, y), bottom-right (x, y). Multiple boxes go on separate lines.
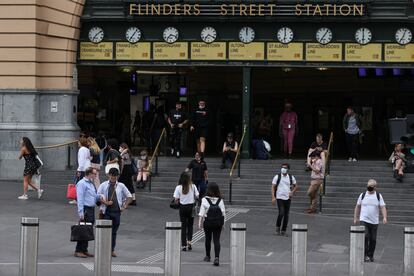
top-left (168, 102), bottom-right (188, 158)
top-left (271, 163), bottom-right (298, 236)
top-left (190, 100), bottom-right (209, 157)
top-left (306, 151), bottom-right (324, 214)
top-left (279, 102), bottom-right (298, 159)
top-left (353, 179), bottom-right (387, 263)
top-left (136, 149), bottom-right (149, 189)
top-left (185, 152), bottom-right (208, 199)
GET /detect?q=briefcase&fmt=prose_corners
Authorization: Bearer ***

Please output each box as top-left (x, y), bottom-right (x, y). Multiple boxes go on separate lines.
top-left (70, 222), bottom-right (94, 242)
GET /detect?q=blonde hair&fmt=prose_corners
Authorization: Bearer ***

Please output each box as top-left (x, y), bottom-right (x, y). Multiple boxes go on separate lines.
top-left (367, 179), bottom-right (377, 187)
top-left (87, 137), bottom-right (100, 152)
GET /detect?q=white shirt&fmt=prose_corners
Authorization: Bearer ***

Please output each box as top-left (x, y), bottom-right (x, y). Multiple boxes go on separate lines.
top-left (198, 196), bottom-right (226, 220)
top-left (97, 181), bottom-right (132, 213)
top-left (357, 192), bottom-right (386, 225)
top-left (272, 174), bottom-right (297, 200)
top-left (77, 146), bottom-right (91, 172)
top-left (173, 184), bottom-right (199, 205)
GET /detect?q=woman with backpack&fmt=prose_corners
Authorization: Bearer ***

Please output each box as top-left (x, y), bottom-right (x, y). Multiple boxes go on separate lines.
top-left (198, 182), bottom-right (225, 266)
top-left (173, 172), bottom-right (199, 251)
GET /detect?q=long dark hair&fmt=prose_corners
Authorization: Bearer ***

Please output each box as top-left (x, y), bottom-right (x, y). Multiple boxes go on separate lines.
top-left (22, 137), bottom-right (37, 156)
top-left (206, 182), bottom-right (222, 199)
top-left (178, 172), bottom-right (191, 195)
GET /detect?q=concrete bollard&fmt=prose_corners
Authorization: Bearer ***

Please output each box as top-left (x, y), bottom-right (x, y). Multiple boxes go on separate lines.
top-left (164, 222), bottom-right (181, 276)
top-left (349, 225), bottom-right (365, 276)
top-left (230, 223), bottom-right (247, 276)
top-left (292, 224), bottom-right (308, 276)
top-left (19, 217), bottom-right (39, 276)
top-left (404, 227), bottom-right (414, 276)
top-left (94, 220), bottom-right (113, 276)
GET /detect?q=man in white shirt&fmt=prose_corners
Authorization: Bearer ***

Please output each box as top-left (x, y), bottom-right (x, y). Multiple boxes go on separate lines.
top-left (271, 163), bottom-right (298, 236)
top-left (353, 179), bottom-right (387, 262)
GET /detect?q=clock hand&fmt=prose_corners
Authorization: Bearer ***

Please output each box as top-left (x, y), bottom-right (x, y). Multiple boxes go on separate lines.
top-left (93, 31), bottom-right (103, 41)
top-left (284, 29), bottom-right (287, 41)
top-left (402, 30), bottom-right (407, 41)
top-left (321, 30), bottom-right (328, 41)
top-left (131, 30), bottom-right (138, 39)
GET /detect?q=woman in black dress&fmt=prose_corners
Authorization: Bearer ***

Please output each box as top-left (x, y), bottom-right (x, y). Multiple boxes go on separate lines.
top-left (18, 137), bottom-right (43, 200)
top-left (118, 143), bottom-right (136, 205)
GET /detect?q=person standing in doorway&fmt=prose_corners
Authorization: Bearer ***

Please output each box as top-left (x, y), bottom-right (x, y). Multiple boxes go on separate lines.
top-left (343, 106), bottom-right (362, 162)
top-left (279, 102), bottom-right (298, 158)
top-left (185, 152), bottom-right (208, 199)
top-left (353, 179), bottom-right (387, 262)
top-left (98, 168), bottom-right (133, 257)
top-left (190, 100), bottom-right (209, 157)
top-left (168, 102), bottom-right (188, 158)
top-left (271, 163), bottom-right (298, 236)
top-left (306, 151), bottom-right (324, 214)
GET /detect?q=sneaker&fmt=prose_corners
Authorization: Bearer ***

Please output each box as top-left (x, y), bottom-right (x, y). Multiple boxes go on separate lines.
top-left (213, 257), bottom-right (219, 266)
top-left (352, 158), bottom-right (357, 162)
top-left (181, 246), bottom-right (187, 251)
top-left (68, 200), bottom-right (77, 205)
top-left (281, 231), bottom-right (289, 237)
top-left (37, 189), bottom-right (44, 199)
top-left (370, 257), bottom-right (374, 262)
top-left (203, 256), bottom-right (211, 262)
top-left (274, 227), bottom-right (281, 236)
top-left (170, 149), bottom-right (174, 156)
top-left (364, 256), bottom-right (370, 262)
top-left (348, 158), bottom-right (353, 162)
top-left (18, 194), bottom-right (28, 200)
top-left (176, 151), bottom-right (180, 158)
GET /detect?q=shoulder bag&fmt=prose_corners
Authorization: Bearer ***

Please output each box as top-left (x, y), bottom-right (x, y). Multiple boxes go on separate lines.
top-left (70, 222), bottom-right (94, 242)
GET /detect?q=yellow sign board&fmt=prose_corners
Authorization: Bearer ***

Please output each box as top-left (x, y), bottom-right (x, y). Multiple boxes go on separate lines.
top-left (267, 43), bottom-right (303, 61)
top-left (305, 43), bottom-right (342, 61)
top-left (191, 42), bottom-right (226, 60)
top-left (384, 44), bottom-right (414, 62)
top-left (79, 42), bottom-right (113, 60)
top-left (229, 42), bottom-right (265, 60)
top-left (153, 42), bottom-right (188, 60)
top-left (345, 44), bottom-right (382, 62)
top-left (116, 42), bottom-right (151, 60)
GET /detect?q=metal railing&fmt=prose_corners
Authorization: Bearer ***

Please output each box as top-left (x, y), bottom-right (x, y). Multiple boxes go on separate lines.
top-left (228, 125), bottom-right (247, 204)
top-left (147, 128), bottom-right (167, 190)
top-left (35, 140), bottom-right (79, 169)
top-left (319, 132), bottom-right (334, 213)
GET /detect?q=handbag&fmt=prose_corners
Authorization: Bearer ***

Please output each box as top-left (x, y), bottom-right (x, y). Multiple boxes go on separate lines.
top-left (70, 222), bottom-right (94, 242)
top-left (105, 163), bottom-right (120, 174)
top-left (170, 198), bottom-right (180, 209)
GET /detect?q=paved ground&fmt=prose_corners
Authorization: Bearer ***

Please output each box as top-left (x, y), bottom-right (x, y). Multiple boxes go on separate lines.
top-left (0, 179), bottom-right (408, 276)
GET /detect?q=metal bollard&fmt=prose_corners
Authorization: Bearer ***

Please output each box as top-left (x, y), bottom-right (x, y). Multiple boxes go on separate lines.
top-left (94, 220), bottom-right (113, 276)
top-left (292, 224), bottom-right (308, 276)
top-left (19, 217), bottom-right (39, 276)
top-left (404, 227), bottom-right (414, 276)
top-left (164, 222), bottom-right (181, 276)
top-left (349, 225), bottom-right (365, 276)
top-left (230, 223), bottom-right (246, 276)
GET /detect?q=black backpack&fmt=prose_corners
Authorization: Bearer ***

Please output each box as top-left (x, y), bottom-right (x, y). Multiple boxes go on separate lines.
top-left (204, 198), bottom-right (224, 228)
top-left (274, 173), bottom-right (294, 197)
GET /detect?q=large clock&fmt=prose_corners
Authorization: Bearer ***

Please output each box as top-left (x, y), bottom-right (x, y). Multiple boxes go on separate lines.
top-left (201, 27), bottom-right (217, 44)
top-left (163, 27), bottom-right (179, 44)
top-left (355, 27), bottom-right (372, 45)
top-left (126, 27), bottom-right (142, 44)
top-left (239, 27), bottom-right (255, 44)
top-left (88, 27), bottom-right (104, 44)
top-left (316, 27), bottom-right (333, 45)
top-left (277, 27), bottom-right (294, 44)
top-left (395, 28), bottom-right (412, 45)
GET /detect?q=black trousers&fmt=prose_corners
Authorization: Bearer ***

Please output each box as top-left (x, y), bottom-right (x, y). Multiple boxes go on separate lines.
top-left (103, 211), bottom-right (121, 252)
top-left (179, 204), bottom-right (194, 246)
top-left (276, 199), bottom-right (291, 232)
top-left (75, 206), bottom-right (95, 253)
top-left (360, 221), bottom-right (378, 258)
top-left (171, 128), bottom-right (183, 153)
top-left (222, 151), bottom-right (236, 165)
top-left (346, 133), bottom-right (359, 159)
top-left (119, 164), bottom-right (134, 194)
top-left (204, 224), bottom-right (222, 258)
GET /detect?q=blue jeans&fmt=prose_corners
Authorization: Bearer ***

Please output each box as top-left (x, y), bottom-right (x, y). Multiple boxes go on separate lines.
top-left (193, 180), bottom-right (206, 199)
top-left (75, 206), bottom-right (95, 253)
top-left (104, 211), bottom-right (121, 252)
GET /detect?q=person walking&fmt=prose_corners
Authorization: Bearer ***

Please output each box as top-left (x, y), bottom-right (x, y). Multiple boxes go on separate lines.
top-left (198, 182), bottom-right (225, 266)
top-left (271, 163), bottom-right (298, 236)
top-left (279, 102), bottom-right (298, 158)
top-left (17, 137), bottom-right (43, 200)
top-left (353, 179), bottom-right (387, 262)
top-left (185, 152), bottom-right (208, 199)
top-left (221, 133), bottom-right (238, 169)
top-left (190, 100), bottom-right (209, 156)
top-left (173, 172), bottom-right (199, 251)
top-left (87, 137), bottom-right (101, 188)
top-left (343, 106), bottom-right (362, 162)
top-left (168, 101), bottom-right (188, 158)
top-left (306, 151), bottom-right (324, 214)
top-left (118, 143), bottom-right (136, 205)
top-left (74, 167), bottom-right (99, 258)
top-left (98, 168), bottom-right (133, 257)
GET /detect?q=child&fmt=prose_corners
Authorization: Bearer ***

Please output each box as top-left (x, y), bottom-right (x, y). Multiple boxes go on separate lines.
top-left (136, 150), bottom-right (149, 188)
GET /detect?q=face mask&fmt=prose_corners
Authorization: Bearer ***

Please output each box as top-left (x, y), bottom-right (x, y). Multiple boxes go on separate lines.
top-left (141, 155), bottom-right (147, 160)
top-left (281, 168), bottom-right (288, 174)
top-left (367, 186), bottom-right (375, 192)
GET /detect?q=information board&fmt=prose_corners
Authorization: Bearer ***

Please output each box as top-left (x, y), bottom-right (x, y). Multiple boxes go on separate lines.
top-left (384, 44), bottom-right (414, 62)
top-left (153, 42), bottom-right (188, 60)
top-left (305, 43), bottom-right (342, 61)
top-left (191, 42), bottom-right (226, 60)
top-left (345, 44), bottom-right (382, 62)
top-left (267, 43), bottom-right (303, 61)
top-left (229, 42), bottom-right (265, 60)
top-left (79, 42), bottom-right (113, 60)
top-left (116, 42), bottom-right (151, 60)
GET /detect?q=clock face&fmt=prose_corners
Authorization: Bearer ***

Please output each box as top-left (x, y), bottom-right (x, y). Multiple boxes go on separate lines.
top-left (126, 27), bottom-right (142, 44)
top-left (277, 27), bottom-right (294, 44)
top-left (355, 28), bottom-right (372, 45)
top-left (395, 28), bottom-right (412, 45)
top-left (201, 27), bottom-right (217, 44)
top-left (163, 27), bottom-right (179, 43)
top-left (88, 27), bottom-right (104, 44)
top-left (316, 27), bottom-right (333, 45)
top-left (239, 27), bottom-right (255, 44)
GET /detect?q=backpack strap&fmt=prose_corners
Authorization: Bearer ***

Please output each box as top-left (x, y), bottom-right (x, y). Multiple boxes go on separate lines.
top-left (276, 173), bottom-right (282, 186)
top-left (376, 192), bottom-right (380, 202)
top-left (206, 197), bottom-right (213, 206)
top-left (361, 191), bottom-right (381, 203)
top-left (289, 174), bottom-right (293, 189)
top-left (361, 191), bottom-right (366, 200)
top-left (206, 197), bottom-right (220, 206)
